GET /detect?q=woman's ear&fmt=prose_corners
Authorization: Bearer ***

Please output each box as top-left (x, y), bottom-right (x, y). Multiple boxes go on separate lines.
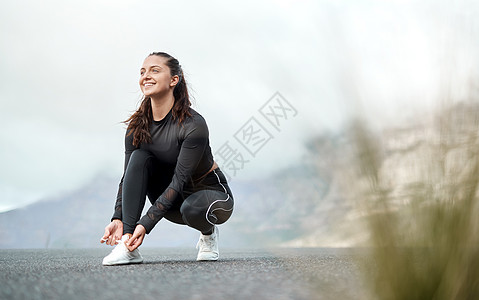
top-left (170, 75), bottom-right (180, 87)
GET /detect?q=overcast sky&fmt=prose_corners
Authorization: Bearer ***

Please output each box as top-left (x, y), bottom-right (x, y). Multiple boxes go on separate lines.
top-left (1, 0), bottom-right (478, 212)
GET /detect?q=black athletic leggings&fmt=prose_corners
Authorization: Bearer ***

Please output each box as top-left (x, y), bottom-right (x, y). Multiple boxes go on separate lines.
top-left (122, 149), bottom-right (234, 235)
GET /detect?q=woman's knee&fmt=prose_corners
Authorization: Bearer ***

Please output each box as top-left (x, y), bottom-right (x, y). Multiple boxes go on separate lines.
top-left (180, 190), bottom-right (234, 227)
top-left (129, 149), bottom-right (154, 163)
top-left (126, 150), bottom-right (154, 174)
top-left (179, 200), bottom-right (202, 223)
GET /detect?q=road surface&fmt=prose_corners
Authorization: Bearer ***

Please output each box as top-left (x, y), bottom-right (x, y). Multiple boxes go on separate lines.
top-left (0, 248), bottom-right (370, 300)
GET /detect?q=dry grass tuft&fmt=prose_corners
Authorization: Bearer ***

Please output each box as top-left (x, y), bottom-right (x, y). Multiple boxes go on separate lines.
top-left (352, 101), bottom-right (479, 300)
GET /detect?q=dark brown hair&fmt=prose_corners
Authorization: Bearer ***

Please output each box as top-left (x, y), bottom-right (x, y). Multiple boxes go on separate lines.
top-left (124, 52), bottom-right (192, 146)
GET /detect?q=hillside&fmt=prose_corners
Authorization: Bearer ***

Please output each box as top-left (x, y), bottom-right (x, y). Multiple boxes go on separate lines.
top-left (0, 159), bottom-right (338, 249)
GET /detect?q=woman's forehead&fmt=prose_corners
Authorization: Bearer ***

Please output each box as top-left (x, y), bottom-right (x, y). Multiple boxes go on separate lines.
top-left (142, 55), bottom-right (168, 68)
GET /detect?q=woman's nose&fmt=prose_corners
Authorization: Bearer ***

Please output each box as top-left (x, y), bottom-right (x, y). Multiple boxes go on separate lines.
top-left (141, 71), bottom-right (151, 79)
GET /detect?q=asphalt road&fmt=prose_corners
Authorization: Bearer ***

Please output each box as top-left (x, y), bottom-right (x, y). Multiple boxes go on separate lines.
top-left (0, 248), bottom-right (370, 300)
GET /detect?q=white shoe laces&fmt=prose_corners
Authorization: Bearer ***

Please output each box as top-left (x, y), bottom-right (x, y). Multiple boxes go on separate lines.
top-left (109, 238), bottom-right (129, 254)
top-left (110, 242), bottom-right (123, 252)
top-left (196, 230), bottom-right (218, 251)
top-left (196, 237), bottom-right (211, 250)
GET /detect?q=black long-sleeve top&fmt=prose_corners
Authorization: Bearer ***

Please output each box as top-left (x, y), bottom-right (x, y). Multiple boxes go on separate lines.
top-left (111, 107), bottom-right (214, 233)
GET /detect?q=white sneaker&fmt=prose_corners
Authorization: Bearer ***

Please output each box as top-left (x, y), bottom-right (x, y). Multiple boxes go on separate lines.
top-left (102, 235), bottom-right (143, 266)
top-left (196, 226), bottom-right (219, 261)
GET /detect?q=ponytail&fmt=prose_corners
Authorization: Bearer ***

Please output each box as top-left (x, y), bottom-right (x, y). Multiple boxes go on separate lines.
top-left (172, 68), bottom-right (192, 124)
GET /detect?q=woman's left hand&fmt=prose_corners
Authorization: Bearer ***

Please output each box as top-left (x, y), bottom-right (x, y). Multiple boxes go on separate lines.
top-left (126, 224), bottom-right (146, 251)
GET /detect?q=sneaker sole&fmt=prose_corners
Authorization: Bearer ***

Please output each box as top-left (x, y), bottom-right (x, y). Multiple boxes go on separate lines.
top-left (196, 254), bottom-right (219, 261)
top-left (102, 258), bottom-right (143, 266)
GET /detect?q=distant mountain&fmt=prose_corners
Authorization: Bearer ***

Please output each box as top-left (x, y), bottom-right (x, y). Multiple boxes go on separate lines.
top-left (0, 158), bottom-right (338, 249)
top-left (283, 101), bottom-right (479, 247)
top-left (0, 174), bottom-right (118, 249)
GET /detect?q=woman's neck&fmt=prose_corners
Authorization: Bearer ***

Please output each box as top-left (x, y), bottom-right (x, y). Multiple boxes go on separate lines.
top-left (150, 94), bottom-right (175, 121)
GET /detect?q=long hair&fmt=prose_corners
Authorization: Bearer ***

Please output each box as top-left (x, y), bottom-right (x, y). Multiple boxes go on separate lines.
top-left (124, 52), bottom-right (192, 147)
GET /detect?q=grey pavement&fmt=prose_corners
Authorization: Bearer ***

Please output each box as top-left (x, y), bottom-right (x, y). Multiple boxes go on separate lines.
top-left (0, 248), bottom-right (370, 300)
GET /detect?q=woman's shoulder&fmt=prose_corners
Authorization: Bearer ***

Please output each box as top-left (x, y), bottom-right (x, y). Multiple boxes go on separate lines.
top-left (185, 107), bottom-right (207, 126)
top-left (179, 107), bottom-right (209, 137)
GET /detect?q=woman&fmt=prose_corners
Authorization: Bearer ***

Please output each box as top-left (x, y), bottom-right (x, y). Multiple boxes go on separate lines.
top-left (100, 52), bottom-right (234, 265)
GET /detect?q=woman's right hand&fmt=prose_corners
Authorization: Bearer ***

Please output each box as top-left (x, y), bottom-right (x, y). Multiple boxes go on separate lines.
top-left (100, 219), bottom-right (123, 246)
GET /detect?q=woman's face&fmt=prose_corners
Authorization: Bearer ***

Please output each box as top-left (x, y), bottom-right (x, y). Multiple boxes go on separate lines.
top-left (139, 55), bottom-right (178, 98)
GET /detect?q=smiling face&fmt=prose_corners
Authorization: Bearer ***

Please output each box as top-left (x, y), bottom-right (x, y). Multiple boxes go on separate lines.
top-left (139, 55), bottom-right (179, 98)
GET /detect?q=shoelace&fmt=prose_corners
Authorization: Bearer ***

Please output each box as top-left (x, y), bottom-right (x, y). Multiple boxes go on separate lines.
top-left (196, 237), bottom-right (204, 250)
top-left (196, 235), bottom-right (215, 251)
top-left (110, 239), bottom-right (127, 253)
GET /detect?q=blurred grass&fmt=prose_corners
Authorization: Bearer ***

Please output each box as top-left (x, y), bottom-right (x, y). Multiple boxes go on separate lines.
top-left (352, 101), bottom-right (479, 300)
